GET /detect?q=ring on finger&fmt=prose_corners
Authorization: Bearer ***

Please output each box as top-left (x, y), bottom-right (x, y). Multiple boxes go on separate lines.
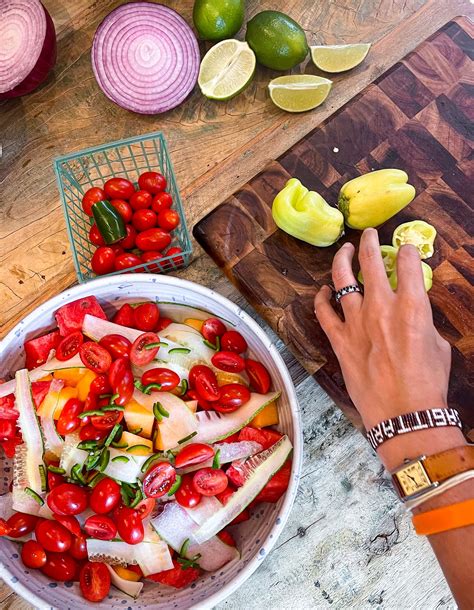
top-left (335, 284), bottom-right (363, 303)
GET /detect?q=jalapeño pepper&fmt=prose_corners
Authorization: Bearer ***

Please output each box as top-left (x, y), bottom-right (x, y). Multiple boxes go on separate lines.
top-left (92, 200), bottom-right (126, 244)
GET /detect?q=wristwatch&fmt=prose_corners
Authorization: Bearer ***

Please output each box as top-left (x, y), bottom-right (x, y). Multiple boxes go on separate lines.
top-left (391, 445), bottom-right (474, 502)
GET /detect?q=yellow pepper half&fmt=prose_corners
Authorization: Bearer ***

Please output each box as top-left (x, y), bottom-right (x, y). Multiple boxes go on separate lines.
top-left (338, 169), bottom-right (415, 229)
top-left (272, 178), bottom-right (344, 247)
top-left (392, 220), bottom-right (436, 259)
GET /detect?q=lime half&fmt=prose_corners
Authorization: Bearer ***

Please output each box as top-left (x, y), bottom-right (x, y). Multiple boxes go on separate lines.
top-left (268, 75), bottom-right (332, 113)
top-left (310, 43), bottom-right (371, 73)
top-left (198, 40), bottom-right (256, 100)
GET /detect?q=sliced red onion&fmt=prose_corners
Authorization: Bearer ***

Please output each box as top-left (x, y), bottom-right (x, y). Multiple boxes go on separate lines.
top-left (92, 2), bottom-right (200, 114)
top-left (0, 0), bottom-right (56, 99)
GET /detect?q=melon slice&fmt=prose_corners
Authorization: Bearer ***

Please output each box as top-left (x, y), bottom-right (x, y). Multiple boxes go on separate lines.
top-left (124, 400), bottom-right (155, 439)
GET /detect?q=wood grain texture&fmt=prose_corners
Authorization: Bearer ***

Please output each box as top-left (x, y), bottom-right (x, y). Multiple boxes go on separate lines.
top-left (194, 19), bottom-right (474, 434)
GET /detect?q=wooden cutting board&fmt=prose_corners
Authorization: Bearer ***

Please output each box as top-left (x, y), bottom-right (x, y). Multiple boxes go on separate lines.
top-left (194, 18), bottom-right (474, 436)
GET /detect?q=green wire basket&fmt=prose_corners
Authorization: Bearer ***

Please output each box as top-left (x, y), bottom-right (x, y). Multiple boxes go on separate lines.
top-left (54, 131), bottom-right (193, 284)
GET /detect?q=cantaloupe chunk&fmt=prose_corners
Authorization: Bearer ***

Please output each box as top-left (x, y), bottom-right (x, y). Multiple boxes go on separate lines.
top-left (250, 402), bottom-right (279, 428)
top-left (154, 426), bottom-right (164, 451)
top-left (38, 374), bottom-right (53, 382)
top-left (124, 400), bottom-right (155, 439)
top-left (53, 368), bottom-right (86, 386)
top-left (113, 566), bottom-right (142, 582)
top-left (76, 370), bottom-right (97, 401)
top-left (215, 371), bottom-right (248, 387)
top-left (121, 431), bottom-right (153, 455)
top-left (184, 318), bottom-right (204, 332)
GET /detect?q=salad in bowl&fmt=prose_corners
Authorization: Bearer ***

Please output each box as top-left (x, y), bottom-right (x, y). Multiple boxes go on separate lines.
top-left (0, 275), bottom-right (301, 607)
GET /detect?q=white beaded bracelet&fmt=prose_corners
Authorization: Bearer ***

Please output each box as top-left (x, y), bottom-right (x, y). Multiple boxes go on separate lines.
top-left (405, 469), bottom-right (474, 511)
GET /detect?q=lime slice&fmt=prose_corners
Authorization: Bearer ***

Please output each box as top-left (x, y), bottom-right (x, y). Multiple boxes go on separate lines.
top-left (198, 39), bottom-right (256, 100)
top-left (268, 75), bottom-right (332, 113)
top-left (310, 43), bottom-right (371, 73)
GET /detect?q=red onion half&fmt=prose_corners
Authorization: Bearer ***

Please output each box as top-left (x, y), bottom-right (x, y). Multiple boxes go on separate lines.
top-left (92, 2), bottom-right (200, 115)
top-left (0, 0), bottom-right (57, 99)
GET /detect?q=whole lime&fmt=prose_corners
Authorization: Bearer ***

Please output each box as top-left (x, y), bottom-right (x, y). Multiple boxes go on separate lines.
top-left (193, 0), bottom-right (245, 42)
top-left (245, 10), bottom-right (308, 70)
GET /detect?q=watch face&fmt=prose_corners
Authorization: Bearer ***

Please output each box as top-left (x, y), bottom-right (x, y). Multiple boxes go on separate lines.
top-left (396, 462), bottom-right (432, 496)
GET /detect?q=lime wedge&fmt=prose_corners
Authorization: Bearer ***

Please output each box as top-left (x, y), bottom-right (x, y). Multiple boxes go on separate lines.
top-left (310, 43), bottom-right (371, 73)
top-left (198, 39), bottom-right (256, 100)
top-left (268, 75), bottom-right (332, 113)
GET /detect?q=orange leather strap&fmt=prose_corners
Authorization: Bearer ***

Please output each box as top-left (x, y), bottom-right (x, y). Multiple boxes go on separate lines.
top-left (423, 446), bottom-right (474, 482)
top-left (412, 499), bottom-right (474, 535)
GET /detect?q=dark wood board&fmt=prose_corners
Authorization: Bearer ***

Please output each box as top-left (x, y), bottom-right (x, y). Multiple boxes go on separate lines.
top-left (194, 18), bottom-right (474, 436)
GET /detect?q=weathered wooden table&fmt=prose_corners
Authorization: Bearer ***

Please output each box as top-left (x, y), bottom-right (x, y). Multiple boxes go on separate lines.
top-left (0, 0), bottom-right (471, 608)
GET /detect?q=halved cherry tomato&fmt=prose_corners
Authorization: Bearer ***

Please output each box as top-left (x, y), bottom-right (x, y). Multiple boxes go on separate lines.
top-left (136, 228), bottom-right (171, 252)
top-left (90, 374), bottom-right (112, 396)
top-left (118, 224), bottom-right (137, 250)
top-left (189, 365), bottom-right (220, 402)
top-left (69, 535), bottom-right (88, 560)
top-left (148, 559), bottom-right (199, 588)
top-left (91, 409), bottom-right (123, 431)
top-left (115, 507), bottom-right (144, 545)
top-left (6, 512), bottom-right (38, 538)
top-left (141, 367), bottom-right (180, 392)
top-left (104, 178), bottom-right (135, 200)
top-left (193, 468), bottom-right (228, 497)
top-left (108, 357), bottom-right (134, 406)
top-left (130, 332), bottom-right (160, 366)
top-left (130, 190), bottom-right (152, 211)
top-left (175, 443), bottom-right (214, 469)
top-left (89, 223), bottom-right (105, 246)
top-left (221, 330), bottom-right (248, 354)
top-left (135, 498), bottom-right (156, 520)
top-left (41, 552), bottom-right (77, 581)
top-left (56, 331), bottom-right (84, 361)
top-left (211, 351), bottom-right (245, 373)
top-left (143, 462), bottom-right (176, 499)
top-left (141, 250), bottom-right (163, 272)
top-left (238, 426), bottom-right (282, 451)
top-left (175, 474), bottom-right (202, 508)
top-left (21, 540), bottom-right (47, 569)
top-left (133, 208), bottom-right (157, 231)
top-left (156, 317), bottom-right (172, 331)
top-left (84, 514), bottom-right (117, 540)
top-left (80, 561), bottom-right (111, 602)
top-left (82, 187), bottom-right (106, 217)
top-left (151, 192), bottom-right (173, 213)
top-left (53, 514), bottom-right (81, 538)
top-left (90, 477), bottom-right (121, 514)
top-left (113, 303), bottom-right (135, 328)
top-left (47, 483), bottom-right (88, 516)
top-left (217, 530), bottom-right (236, 547)
top-left (99, 334), bottom-right (131, 360)
top-left (91, 246), bottom-right (116, 276)
top-left (57, 398), bottom-right (83, 435)
top-left (110, 199), bottom-right (133, 223)
top-left (201, 318), bottom-right (226, 345)
top-left (134, 302), bottom-right (160, 331)
top-left (35, 519), bottom-right (72, 553)
top-left (245, 359), bottom-right (271, 394)
top-left (138, 171), bottom-right (167, 194)
top-left (214, 384), bottom-right (250, 413)
top-left (79, 342), bottom-right (112, 374)
top-left (115, 253), bottom-right (141, 271)
top-left (157, 209), bottom-right (180, 231)
top-left (79, 424), bottom-right (105, 441)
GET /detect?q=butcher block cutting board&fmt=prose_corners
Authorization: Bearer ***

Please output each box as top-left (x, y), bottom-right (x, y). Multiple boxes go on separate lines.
top-left (194, 19), bottom-right (474, 436)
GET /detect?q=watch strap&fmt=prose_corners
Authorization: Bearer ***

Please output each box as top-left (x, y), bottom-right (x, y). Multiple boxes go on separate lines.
top-left (423, 445), bottom-right (474, 482)
top-left (412, 499), bottom-right (474, 536)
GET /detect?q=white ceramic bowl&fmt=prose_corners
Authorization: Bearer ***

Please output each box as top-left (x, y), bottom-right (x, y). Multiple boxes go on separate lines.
top-left (0, 274), bottom-right (302, 610)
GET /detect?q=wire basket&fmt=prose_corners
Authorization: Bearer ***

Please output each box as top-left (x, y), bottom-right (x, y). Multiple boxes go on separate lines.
top-left (54, 131), bottom-right (192, 284)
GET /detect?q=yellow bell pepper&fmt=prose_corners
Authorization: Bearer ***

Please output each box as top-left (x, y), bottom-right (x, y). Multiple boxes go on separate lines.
top-left (392, 220), bottom-right (436, 259)
top-left (250, 402), bottom-right (279, 428)
top-left (37, 386), bottom-right (78, 419)
top-left (272, 178), bottom-right (344, 247)
top-left (53, 367), bottom-right (86, 386)
top-left (184, 318), bottom-right (204, 332)
top-left (338, 169), bottom-right (415, 229)
top-left (76, 370), bottom-right (97, 402)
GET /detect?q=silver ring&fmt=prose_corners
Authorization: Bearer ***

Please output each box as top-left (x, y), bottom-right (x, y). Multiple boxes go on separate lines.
top-left (335, 284), bottom-right (362, 303)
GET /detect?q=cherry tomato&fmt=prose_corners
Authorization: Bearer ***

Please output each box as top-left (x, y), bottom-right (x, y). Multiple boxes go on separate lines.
top-left (134, 302), bottom-right (160, 331)
top-left (135, 228), bottom-right (171, 252)
top-left (80, 561), bottom-right (111, 602)
top-left (47, 464), bottom-right (65, 490)
top-left (245, 359), bottom-right (271, 394)
top-left (221, 330), bottom-right (248, 354)
top-left (56, 331), bottom-right (84, 362)
top-left (151, 192), bottom-right (173, 213)
top-left (211, 351), bottom-right (245, 373)
top-left (57, 398), bottom-right (83, 435)
top-left (138, 171), bottom-right (167, 194)
top-left (141, 250), bottom-right (163, 272)
top-left (112, 303), bottom-right (135, 328)
top-left (157, 209), bottom-right (180, 231)
top-left (133, 208), bottom-right (157, 231)
top-left (118, 224), bottom-right (137, 250)
top-left (91, 246), bottom-right (116, 276)
top-left (104, 177), bottom-right (135, 200)
top-left (53, 514), bottom-right (82, 538)
top-left (192, 468), bottom-right (228, 496)
top-left (141, 367), bottom-right (180, 392)
top-left (91, 409), bottom-right (123, 431)
top-left (215, 384), bottom-right (251, 413)
top-left (90, 374), bottom-right (112, 396)
top-left (6, 512), bottom-right (38, 538)
top-left (108, 357), bottom-right (134, 406)
top-left (143, 462), bottom-right (176, 499)
top-left (130, 332), bottom-right (160, 366)
top-left (201, 318), bottom-right (226, 345)
top-left (175, 443), bottom-right (214, 469)
top-left (114, 253), bottom-right (141, 271)
top-left (79, 424), bottom-right (105, 441)
top-left (80, 342), bottom-right (112, 374)
top-left (184, 389), bottom-right (213, 411)
top-left (189, 365), bottom-right (220, 402)
top-left (135, 498), bottom-right (155, 520)
top-left (175, 474), bottom-right (202, 508)
top-left (156, 317), bottom-right (172, 331)
top-left (82, 187), bottom-right (105, 217)
top-left (89, 223), bottom-right (105, 246)
top-left (164, 246), bottom-right (184, 266)
top-left (21, 540), bottom-right (47, 569)
top-left (47, 483), bottom-right (88, 516)
top-left (69, 535), bottom-right (88, 560)
top-left (115, 506), bottom-right (144, 545)
top-left (90, 477), bottom-right (121, 514)
top-left (84, 514), bottom-right (117, 540)
top-left (35, 519), bottom-right (72, 553)
top-left (41, 552), bottom-right (77, 581)
top-left (99, 334), bottom-right (131, 360)
top-left (110, 199), bottom-right (133, 223)
top-left (130, 190), bottom-right (153, 211)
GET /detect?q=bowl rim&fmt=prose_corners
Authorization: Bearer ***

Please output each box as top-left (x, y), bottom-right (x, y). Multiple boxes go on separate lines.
top-left (0, 273), bottom-right (303, 609)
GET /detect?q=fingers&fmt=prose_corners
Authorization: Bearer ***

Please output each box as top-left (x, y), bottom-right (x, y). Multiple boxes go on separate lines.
top-left (332, 242), bottom-right (363, 315)
top-left (396, 244), bottom-right (430, 300)
top-left (358, 229), bottom-right (392, 296)
top-left (314, 285), bottom-right (344, 343)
